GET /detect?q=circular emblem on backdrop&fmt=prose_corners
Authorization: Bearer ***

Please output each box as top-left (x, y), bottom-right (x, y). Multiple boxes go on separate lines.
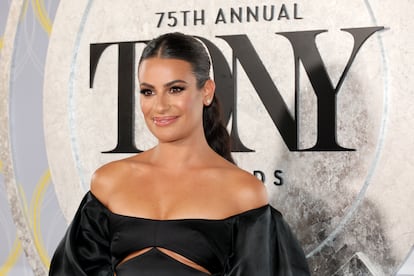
top-left (44, 0), bottom-right (386, 266)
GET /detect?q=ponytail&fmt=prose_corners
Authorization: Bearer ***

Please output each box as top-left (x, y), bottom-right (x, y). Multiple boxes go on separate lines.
top-left (203, 96), bottom-right (235, 164)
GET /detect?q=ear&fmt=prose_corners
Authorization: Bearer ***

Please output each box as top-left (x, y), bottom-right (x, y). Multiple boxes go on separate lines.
top-left (202, 79), bottom-right (215, 106)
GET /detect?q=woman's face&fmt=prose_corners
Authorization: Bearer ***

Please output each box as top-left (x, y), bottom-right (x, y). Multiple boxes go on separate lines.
top-left (138, 57), bottom-right (214, 144)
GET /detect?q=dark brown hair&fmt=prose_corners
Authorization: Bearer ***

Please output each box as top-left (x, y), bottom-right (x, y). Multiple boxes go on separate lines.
top-left (138, 32), bottom-right (234, 163)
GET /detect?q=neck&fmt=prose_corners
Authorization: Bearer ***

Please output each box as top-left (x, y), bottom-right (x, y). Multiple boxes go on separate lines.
top-left (149, 136), bottom-right (214, 170)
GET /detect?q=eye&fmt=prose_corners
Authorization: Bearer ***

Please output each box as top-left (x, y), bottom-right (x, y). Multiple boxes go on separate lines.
top-left (169, 86), bottom-right (185, 94)
top-left (140, 89), bottom-right (154, 96)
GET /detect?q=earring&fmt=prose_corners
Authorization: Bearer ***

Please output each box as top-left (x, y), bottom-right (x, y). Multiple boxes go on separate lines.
top-left (206, 98), bottom-right (211, 105)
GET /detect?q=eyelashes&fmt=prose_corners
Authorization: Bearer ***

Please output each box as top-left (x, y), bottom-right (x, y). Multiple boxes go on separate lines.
top-left (140, 89), bottom-right (154, 96)
top-left (139, 86), bottom-right (186, 96)
top-left (169, 86), bottom-right (185, 93)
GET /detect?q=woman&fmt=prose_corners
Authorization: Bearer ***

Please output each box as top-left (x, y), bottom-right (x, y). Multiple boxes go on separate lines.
top-left (49, 32), bottom-right (310, 276)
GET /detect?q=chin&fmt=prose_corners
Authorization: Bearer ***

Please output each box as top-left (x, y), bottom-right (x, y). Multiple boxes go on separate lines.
top-left (150, 130), bottom-right (181, 144)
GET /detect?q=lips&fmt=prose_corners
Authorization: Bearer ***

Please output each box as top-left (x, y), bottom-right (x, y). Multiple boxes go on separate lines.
top-left (152, 116), bottom-right (178, 126)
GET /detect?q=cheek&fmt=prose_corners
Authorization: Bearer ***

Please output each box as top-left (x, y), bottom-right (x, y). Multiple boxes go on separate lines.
top-left (140, 98), bottom-right (151, 117)
top-left (180, 93), bottom-right (203, 113)
top-left (176, 97), bottom-right (193, 112)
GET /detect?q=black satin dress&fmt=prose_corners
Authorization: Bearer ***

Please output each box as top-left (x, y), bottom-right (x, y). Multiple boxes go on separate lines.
top-left (49, 192), bottom-right (310, 276)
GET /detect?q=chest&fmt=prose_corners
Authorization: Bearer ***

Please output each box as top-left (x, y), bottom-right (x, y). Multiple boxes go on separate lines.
top-left (109, 178), bottom-right (236, 220)
top-left (109, 213), bottom-right (234, 274)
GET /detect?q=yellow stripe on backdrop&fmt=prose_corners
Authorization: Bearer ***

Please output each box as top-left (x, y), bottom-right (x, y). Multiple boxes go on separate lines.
top-left (31, 169), bottom-right (52, 268)
top-left (1, 1), bottom-right (54, 274)
top-left (31, 0), bottom-right (53, 266)
top-left (1, 0), bottom-right (53, 274)
top-left (0, 167), bottom-right (52, 273)
top-left (32, 0), bottom-right (52, 35)
top-left (21, 0), bottom-right (29, 20)
top-left (0, 238), bottom-right (22, 276)
top-left (31, 0), bottom-right (53, 269)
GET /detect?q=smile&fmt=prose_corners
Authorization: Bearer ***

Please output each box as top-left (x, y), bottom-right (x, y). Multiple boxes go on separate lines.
top-left (152, 116), bottom-right (179, 126)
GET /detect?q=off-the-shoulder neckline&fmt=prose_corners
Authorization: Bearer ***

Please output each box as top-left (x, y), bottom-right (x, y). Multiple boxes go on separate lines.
top-left (87, 191), bottom-right (270, 222)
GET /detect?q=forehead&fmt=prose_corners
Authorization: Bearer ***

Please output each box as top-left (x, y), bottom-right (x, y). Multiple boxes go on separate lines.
top-left (138, 58), bottom-right (194, 83)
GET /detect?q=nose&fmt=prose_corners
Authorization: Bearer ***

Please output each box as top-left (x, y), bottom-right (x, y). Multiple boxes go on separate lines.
top-left (154, 93), bottom-right (170, 113)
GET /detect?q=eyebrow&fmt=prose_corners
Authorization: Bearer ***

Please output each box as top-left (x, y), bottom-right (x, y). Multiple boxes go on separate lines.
top-left (140, 80), bottom-right (188, 88)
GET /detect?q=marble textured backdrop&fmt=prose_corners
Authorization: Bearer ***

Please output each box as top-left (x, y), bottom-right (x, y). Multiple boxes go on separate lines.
top-left (1, 1), bottom-right (413, 275)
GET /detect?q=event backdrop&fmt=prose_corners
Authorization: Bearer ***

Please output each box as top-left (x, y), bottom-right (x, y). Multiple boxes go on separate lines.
top-left (1, 1), bottom-right (414, 275)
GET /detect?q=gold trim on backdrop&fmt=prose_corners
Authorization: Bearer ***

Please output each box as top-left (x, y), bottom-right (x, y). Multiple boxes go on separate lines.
top-left (31, 169), bottom-right (52, 268)
top-left (32, 0), bottom-right (52, 35)
top-left (0, 238), bottom-right (22, 276)
top-left (0, 0), bottom-right (48, 274)
top-left (0, 173), bottom-right (52, 275)
top-left (21, 0), bottom-right (29, 20)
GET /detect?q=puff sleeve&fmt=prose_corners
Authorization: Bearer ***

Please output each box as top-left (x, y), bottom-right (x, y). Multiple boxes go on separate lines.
top-left (49, 192), bottom-right (113, 276)
top-left (226, 206), bottom-right (310, 276)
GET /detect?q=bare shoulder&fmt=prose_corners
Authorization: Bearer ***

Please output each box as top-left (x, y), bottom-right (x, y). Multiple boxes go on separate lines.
top-left (223, 165), bottom-right (269, 212)
top-left (90, 156), bottom-right (138, 205)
